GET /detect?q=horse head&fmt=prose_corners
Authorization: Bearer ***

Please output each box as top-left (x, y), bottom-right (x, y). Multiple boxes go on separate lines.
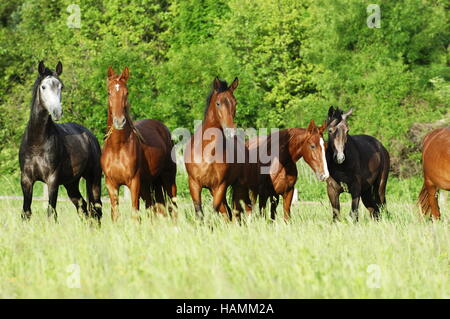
top-left (301, 120), bottom-right (329, 181)
top-left (205, 77), bottom-right (239, 138)
top-left (327, 107), bottom-right (353, 164)
top-left (107, 66), bottom-right (130, 130)
top-left (35, 61), bottom-right (64, 121)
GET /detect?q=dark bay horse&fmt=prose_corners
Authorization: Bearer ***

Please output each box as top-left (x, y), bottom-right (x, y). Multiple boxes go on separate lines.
top-left (233, 120), bottom-right (329, 220)
top-left (19, 61), bottom-right (102, 221)
top-left (184, 77), bottom-right (240, 220)
top-left (101, 67), bottom-right (177, 221)
top-left (325, 106), bottom-right (390, 221)
top-left (418, 127), bottom-right (450, 219)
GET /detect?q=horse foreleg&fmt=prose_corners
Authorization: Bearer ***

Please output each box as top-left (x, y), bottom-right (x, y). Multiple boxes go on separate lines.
top-left (106, 179), bottom-right (119, 222)
top-left (188, 178), bottom-right (203, 220)
top-left (350, 192), bottom-right (361, 222)
top-left (212, 184), bottom-right (232, 221)
top-left (47, 177), bottom-right (59, 222)
top-left (129, 177), bottom-right (141, 221)
top-left (282, 190), bottom-right (293, 221)
top-left (327, 178), bottom-right (341, 222)
top-left (20, 175), bottom-right (33, 219)
top-left (270, 195), bottom-right (280, 220)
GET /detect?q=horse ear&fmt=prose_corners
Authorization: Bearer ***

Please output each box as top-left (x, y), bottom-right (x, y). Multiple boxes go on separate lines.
top-left (107, 66), bottom-right (115, 78)
top-left (229, 77), bottom-right (239, 92)
top-left (121, 67), bottom-right (130, 82)
top-left (307, 119), bottom-right (316, 134)
top-left (319, 120), bottom-right (327, 134)
top-left (55, 61), bottom-right (63, 76)
top-left (213, 77), bottom-right (221, 91)
top-left (327, 106), bottom-right (335, 118)
top-left (38, 61), bottom-right (45, 75)
top-left (342, 108), bottom-right (353, 121)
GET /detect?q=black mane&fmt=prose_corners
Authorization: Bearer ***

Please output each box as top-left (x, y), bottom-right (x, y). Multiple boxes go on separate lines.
top-left (204, 79), bottom-right (228, 118)
top-left (327, 106), bottom-right (344, 125)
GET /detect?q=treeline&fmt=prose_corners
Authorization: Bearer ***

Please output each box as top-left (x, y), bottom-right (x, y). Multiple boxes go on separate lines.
top-left (0, 0), bottom-right (448, 176)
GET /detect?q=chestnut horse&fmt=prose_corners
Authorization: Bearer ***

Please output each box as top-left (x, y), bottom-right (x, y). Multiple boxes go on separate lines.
top-left (232, 120), bottom-right (329, 220)
top-left (418, 127), bottom-right (450, 219)
top-left (184, 77), bottom-right (240, 220)
top-left (101, 67), bottom-right (177, 221)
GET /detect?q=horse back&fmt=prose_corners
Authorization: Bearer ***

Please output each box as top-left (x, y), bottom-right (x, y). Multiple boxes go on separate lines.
top-left (351, 134), bottom-right (389, 168)
top-left (55, 122), bottom-right (102, 179)
top-left (134, 119), bottom-right (175, 176)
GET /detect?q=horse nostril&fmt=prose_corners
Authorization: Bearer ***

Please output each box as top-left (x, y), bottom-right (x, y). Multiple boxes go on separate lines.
top-left (113, 117), bottom-right (126, 129)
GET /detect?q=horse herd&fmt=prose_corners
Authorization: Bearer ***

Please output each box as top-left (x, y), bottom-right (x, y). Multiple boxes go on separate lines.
top-left (18, 61), bottom-right (449, 224)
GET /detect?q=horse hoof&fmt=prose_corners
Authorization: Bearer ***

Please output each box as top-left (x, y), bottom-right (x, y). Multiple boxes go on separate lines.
top-left (21, 211), bottom-right (32, 220)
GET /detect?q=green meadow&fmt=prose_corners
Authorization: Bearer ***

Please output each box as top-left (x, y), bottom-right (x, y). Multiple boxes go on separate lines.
top-left (0, 168), bottom-right (448, 299)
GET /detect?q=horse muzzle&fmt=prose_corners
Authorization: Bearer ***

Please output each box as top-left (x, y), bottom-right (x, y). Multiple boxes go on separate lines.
top-left (317, 172), bottom-right (330, 181)
top-left (113, 117), bottom-right (126, 130)
top-left (51, 108), bottom-right (63, 121)
top-left (223, 127), bottom-right (236, 139)
top-left (334, 153), bottom-right (345, 164)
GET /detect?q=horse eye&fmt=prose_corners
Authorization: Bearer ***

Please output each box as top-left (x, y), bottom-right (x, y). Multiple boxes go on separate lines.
top-left (310, 144), bottom-right (316, 149)
top-left (216, 102), bottom-right (220, 107)
top-left (41, 86), bottom-right (46, 90)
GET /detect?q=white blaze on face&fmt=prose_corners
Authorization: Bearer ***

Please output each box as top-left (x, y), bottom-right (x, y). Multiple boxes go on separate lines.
top-left (40, 76), bottom-right (62, 121)
top-left (320, 138), bottom-right (330, 180)
top-left (115, 83), bottom-right (120, 92)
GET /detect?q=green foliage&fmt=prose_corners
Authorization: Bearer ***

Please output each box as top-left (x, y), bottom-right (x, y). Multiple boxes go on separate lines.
top-left (0, 0), bottom-right (448, 177)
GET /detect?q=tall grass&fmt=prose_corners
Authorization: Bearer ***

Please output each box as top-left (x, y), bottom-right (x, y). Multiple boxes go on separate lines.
top-left (1, 162), bottom-right (448, 298)
top-left (0, 196), bottom-right (448, 298)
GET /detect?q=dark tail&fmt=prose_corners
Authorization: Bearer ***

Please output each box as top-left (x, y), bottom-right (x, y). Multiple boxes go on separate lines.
top-left (418, 183), bottom-right (430, 216)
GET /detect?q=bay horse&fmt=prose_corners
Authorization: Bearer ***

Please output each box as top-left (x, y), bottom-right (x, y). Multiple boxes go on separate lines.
top-left (232, 120), bottom-right (329, 220)
top-left (418, 127), bottom-right (450, 219)
top-left (101, 67), bottom-right (177, 221)
top-left (19, 61), bottom-right (102, 222)
top-left (325, 106), bottom-right (390, 221)
top-left (184, 77), bottom-right (240, 220)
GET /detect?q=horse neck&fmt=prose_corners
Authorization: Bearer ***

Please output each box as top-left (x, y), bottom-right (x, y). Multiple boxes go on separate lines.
top-left (26, 93), bottom-right (54, 143)
top-left (287, 128), bottom-right (309, 162)
top-left (106, 108), bottom-right (135, 146)
top-left (202, 103), bottom-right (223, 132)
top-left (326, 134), bottom-right (354, 158)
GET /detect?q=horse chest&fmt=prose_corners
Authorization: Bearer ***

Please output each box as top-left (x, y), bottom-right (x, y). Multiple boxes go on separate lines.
top-left (101, 150), bottom-right (139, 182)
top-left (21, 143), bottom-right (59, 178)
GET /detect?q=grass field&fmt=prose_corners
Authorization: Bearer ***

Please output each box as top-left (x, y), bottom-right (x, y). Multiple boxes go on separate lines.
top-left (0, 188), bottom-right (448, 298)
